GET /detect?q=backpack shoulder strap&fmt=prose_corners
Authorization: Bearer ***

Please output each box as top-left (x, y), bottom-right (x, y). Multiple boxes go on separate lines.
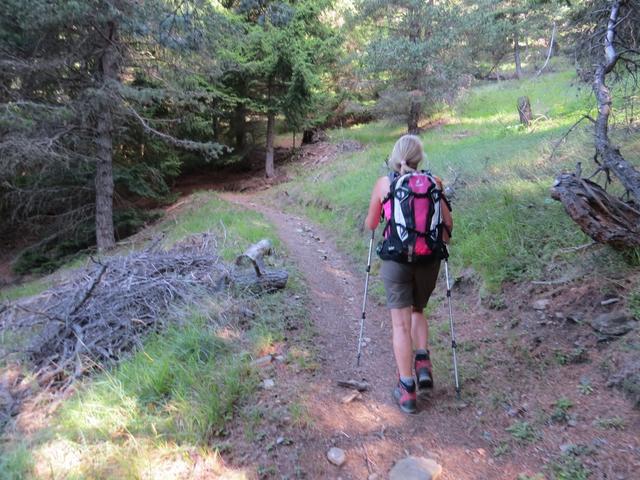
top-left (383, 171), bottom-right (399, 204)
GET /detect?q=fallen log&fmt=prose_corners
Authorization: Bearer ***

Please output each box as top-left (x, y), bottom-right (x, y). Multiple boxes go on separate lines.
top-left (231, 270), bottom-right (288, 292)
top-left (551, 171), bottom-right (640, 249)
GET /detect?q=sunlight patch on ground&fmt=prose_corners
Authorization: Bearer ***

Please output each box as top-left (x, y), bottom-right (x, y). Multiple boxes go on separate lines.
top-left (30, 438), bottom-right (251, 479)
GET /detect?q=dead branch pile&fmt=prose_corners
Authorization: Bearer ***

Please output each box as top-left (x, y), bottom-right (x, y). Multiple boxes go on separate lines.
top-left (0, 235), bottom-right (287, 390)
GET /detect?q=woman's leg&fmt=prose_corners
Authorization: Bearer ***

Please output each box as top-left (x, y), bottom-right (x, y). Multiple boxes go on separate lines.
top-left (390, 306), bottom-right (413, 378)
top-left (411, 308), bottom-right (429, 351)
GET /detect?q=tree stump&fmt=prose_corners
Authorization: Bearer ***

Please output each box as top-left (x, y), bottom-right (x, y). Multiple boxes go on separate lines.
top-left (517, 96), bottom-right (532, 126)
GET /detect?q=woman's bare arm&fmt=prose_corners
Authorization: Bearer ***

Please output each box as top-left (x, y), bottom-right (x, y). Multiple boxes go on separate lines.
top-left (364, 177), bottom-right (387, 230)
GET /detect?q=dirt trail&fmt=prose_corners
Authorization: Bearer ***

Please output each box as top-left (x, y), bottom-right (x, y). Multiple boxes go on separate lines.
top-left (221, 192), bottom-right (521, 479)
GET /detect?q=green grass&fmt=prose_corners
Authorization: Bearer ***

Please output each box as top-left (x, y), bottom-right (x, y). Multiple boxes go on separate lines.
top-left (595, 416), bottom-right (626, 430)
top-left (0, 194), bottom-right (308, 479)
top-left (0, 278), bottom-right (52, 303)
top-left (506, 420), bottom-right (539, 444)
top-left (547, 450), bottom-right (591, 480)
top-left (551, 397), bottom-right (574, 424)
top-left (163, 192), bottom-right (280, 261)
top-left (280, 70), bottom-right (638, 290)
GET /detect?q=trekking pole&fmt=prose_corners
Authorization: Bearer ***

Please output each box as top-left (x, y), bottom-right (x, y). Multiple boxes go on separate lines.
top-left (356, 229), bottom-right (375, 366)
top-left (442, 246), bottom-right (461, 400)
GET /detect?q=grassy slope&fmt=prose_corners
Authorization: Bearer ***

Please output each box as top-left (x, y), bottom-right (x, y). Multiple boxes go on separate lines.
top-left (0, 193), bottom-right (308, 479)
top-left (283, 70), bottom-right (638, 291)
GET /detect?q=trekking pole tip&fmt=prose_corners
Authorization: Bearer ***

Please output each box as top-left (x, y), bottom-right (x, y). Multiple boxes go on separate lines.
top-left (455, 389), bottom-right (461, 401)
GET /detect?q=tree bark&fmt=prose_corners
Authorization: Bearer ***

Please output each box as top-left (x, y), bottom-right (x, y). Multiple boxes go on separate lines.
top-left (514, 30), bottom-right (523, 80)
top-left (265, 80), bottom-right (275, 178)
top-left (265, 111), bottom-right (275, 178)
top-left (535, 22), bottom-right (557, 77)
top-left (552, 0), bottom-right (640, 250)
top-left (95, 21), bottom-right (118, 251)
top-left (235, 239), bottom-right (272, 276)
top-left (551, 172), bottom-right (640, 249)
top-left (517, 96), bottom-right (532, 126)
top-left (591, 1), bottom-right (640, 203)
top-left (408, 94), bottom-right (421, 134)
top-left (232, 104), bottom-right (247, 150)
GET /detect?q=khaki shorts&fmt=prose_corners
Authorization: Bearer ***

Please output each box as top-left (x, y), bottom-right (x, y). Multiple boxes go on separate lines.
top-left (380, 259), bottom-right (441, 310)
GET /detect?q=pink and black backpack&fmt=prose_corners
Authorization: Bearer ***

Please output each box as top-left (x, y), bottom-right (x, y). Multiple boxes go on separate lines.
top-left (377, 171), bottom-right (450, 263)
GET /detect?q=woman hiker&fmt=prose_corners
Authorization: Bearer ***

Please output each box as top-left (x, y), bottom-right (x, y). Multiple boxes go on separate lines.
top-left (364, 134), bottom-right (453, 414)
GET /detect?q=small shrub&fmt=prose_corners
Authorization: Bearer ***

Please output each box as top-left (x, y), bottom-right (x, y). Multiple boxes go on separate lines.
top-left (493, 441), bottom-right (511, 457)
top-left (629, 291), bottom-right (640, 320)
top-left (517, 474), bottom-right (545, 480)
top-left (578, 378), bottom-right (594, 395)
top-left (547, 452), bottom-right (590, 480)
top-left (595, 416), bottom-right (626, 430)
top-left (551, 397), bottom-right (573, 424)
top-left (506, 421), bottom-right (539, 444)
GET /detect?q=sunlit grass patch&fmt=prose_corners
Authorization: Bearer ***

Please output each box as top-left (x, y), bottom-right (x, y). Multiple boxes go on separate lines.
top-left (57, 315), bottom-right (255, 445)
top-left (281, 68), bottom-right (636, 291)
top-left (0, 195), bottom-right (310, 479)
top-left (3, 286), bottom-right (307, 478)
top-left (0, 279), bottom-right (52, 303)
top-left (0, 442), bottom-right (33, 480)
top-left (163, 192), bottom-right (280, 260)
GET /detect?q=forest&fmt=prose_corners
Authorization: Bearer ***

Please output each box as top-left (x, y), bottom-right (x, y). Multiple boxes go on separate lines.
top-left (1, 1), bottom-right (639, 479)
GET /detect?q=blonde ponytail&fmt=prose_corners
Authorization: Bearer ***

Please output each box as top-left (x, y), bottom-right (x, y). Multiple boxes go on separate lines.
top-left (388, 135), bottom-right (424, 175)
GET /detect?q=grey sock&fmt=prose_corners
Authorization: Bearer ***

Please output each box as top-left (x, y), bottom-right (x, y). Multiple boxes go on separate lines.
top-left (400, 376), bottom-right (415, 388)
top-left (416, 348), bottom-right (428, 356)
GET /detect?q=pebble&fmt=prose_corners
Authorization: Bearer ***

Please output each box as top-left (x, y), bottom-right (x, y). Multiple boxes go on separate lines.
top-left (262, 378), bottom-right (275, 390)
top-left (590, 312), bottom-right (635, 337)
top-left (601, 297), bottom-right (620, 306)
top-left (533, 299), bottom-right (551, 310)
top-left (252, 355), bottom-right (273, 367)
top-left (389, 456), bottom-right (443, 480)
top-left (560, 443), bottom-right (575, 454)
top-left (327, 447), bottom-right (346, 466)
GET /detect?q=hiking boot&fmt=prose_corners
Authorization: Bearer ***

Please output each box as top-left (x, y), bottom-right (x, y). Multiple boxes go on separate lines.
top-left (415, 353), bottom-right (434, 389)
top-left (392, 379), bottom-right (417, 414)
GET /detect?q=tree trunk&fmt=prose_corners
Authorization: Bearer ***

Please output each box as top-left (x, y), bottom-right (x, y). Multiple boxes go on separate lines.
top-left (517, 96), bottom-right (532, 126)
top-left (212, 114), bottom-right (219, 142)
top-left (265, 112), bottom-right (275, 178)
top-left (232, 104), bottom-right (247, 150)
top-left (593, 68), bottom-right (640, 201)
top-left (591, 2), bottom-right (640, 203)
top-left (514, 30), bottom-right (523, 80)
top-left (552, 0), bottom-right (640, 250)
top-left (95, 21), bottom-right (118, 252)
top-left (408, 96), bottom-right (421, 134)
